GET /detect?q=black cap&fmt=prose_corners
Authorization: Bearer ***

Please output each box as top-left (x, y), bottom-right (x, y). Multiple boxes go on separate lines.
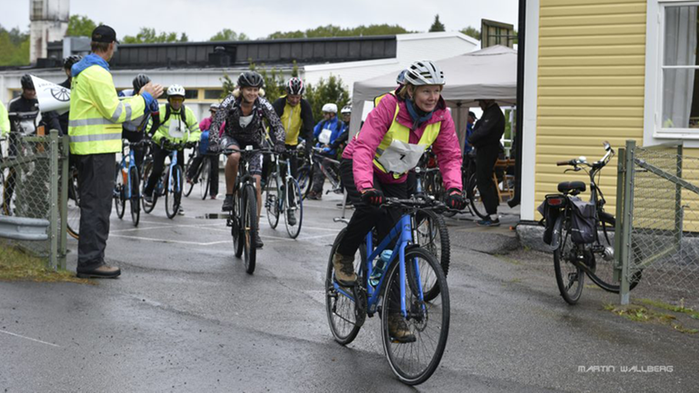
top-left (468, 111), bottom-right (477, 120)
top-left (91, 25), bottom-right (118, 44)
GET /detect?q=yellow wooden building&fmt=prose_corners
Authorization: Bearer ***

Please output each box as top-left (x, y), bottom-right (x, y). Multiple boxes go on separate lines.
top-left (521, 0), bottom-right (699, 222)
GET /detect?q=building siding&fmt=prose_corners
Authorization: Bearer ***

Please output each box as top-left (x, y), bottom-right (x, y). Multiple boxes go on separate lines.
top-left (534, 0), bottom-right (647, 215)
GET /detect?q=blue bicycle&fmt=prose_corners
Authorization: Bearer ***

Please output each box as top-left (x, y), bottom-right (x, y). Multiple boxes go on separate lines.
top-left (142, 140), bottom-right (192, 219)
top-left (114, 139), bottom-right (147, 226)
top-left (325, 197), bottom-right (451, 385)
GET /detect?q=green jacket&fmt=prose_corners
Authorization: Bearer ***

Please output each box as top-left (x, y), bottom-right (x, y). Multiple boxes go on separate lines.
top-left (0, 101), bottom-right (9, 137)
top-left (152, 105), bottom-right (201, 145)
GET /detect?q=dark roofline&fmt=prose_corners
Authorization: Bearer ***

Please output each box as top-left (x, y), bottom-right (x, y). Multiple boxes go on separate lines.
top-left (120, 35), bottom-right (396, 49)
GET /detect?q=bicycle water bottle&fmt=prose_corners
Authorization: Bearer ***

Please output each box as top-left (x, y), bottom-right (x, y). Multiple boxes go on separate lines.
top-left (369, 250), bottom-right (393, 287)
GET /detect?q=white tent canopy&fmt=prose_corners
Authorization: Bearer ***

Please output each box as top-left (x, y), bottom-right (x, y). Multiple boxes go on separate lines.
top-left (349, 45), bottom-right (517, 141)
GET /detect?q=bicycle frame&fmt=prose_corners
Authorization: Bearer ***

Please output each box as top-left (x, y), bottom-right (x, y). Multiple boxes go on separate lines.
top-left (333, 213), bottom-right (425, 319)
top-left (117, 142), bottom-right (140, 200)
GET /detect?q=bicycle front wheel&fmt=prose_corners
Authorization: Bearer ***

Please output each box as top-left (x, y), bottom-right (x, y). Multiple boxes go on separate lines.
top-left (199, 159), bottom-right (210, 200)
top-left (467, 173), bottom-right (488, 219)
top-left (165, 165), bottom-right (183, 219)
top-left (184, 156), bottom-right (195, 197)
top-left (414, 210), bottom-right (450, 301)
top-left (381, 247), bottom-right (449, 385)
top-left (553, 217), bottom-right (584, 305)
top-left (265, 173), bottom-right (280, 229)
top-left (325, 228), bottom-right (363, 345)
top-left (284, 177), bottom-right (303, 239)
top-left (297, 166), bottom-right (312, 199)
top-left (129, 166), bottom-right (140, 227)
top-left (141, 159), bottom-right (156, 213)
top-left (242, 184), bottom-right (257, 274)
top-left (114, 165), bottom-right (126, 219)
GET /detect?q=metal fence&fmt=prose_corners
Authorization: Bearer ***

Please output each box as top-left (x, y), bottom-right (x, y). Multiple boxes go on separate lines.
top-left (617, 140), bottom-right (699, 305)
top-left (0, 131), bottom-right (70, 270)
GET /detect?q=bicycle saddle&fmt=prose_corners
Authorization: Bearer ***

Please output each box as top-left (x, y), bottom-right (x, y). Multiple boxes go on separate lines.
top-left (557, 181), bottom-right (586, 193)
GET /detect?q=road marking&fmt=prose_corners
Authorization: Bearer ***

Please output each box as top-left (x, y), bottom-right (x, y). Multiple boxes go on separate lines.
top-left (111, 222), bottom-right (222, 233)
top-left (0, 329), bottom-right (60, 347)
top-left (110, 231), bottom-right (338, 246)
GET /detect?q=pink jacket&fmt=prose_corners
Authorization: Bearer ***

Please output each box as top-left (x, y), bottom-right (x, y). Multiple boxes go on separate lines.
top-left (342, 93), bottom-right (463, 192)
top-left (199, 116), bottom-right (226, 137)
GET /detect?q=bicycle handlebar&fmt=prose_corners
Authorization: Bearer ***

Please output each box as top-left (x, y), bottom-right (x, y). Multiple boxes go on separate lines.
top-left (382, 196), bottom-right (460, 214)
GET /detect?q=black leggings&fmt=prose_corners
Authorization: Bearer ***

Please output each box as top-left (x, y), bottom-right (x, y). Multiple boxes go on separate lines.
top-left (336, 159), bottom-right (407, 257)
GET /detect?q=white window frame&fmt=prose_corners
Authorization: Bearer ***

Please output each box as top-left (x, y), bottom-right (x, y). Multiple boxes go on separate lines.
top-left (645, 0), bottom-right (699, 145)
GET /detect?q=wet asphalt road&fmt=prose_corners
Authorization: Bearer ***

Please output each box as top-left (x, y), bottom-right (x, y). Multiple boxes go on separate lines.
top-left (1, 186), bottom-right (697, 392)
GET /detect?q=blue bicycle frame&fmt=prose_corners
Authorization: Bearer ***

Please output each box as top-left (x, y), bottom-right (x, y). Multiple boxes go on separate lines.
top-left (333, 213), bottom-right (425, 319)
top-left (118, 143), bottom-right (140, 200)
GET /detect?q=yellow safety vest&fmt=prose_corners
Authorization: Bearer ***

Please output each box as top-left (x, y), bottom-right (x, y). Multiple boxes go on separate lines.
top-left (373, 101), bottom-right (441, 179)
top-left (0, 101), bottom-right (9, 137)
top-left (69, 65), bottom-right (147, 155)
top-left (152, 106), bottom-right (201, 144)
top-left (280, 96), bottom-right (302, 145)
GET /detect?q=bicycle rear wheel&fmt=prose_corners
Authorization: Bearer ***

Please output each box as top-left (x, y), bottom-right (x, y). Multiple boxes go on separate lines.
top-left (129, 166), bottom-right (140, 227)
top-left (184, 155), bottom-right (195, 197)
top-left (66, 166), bottom-right (80, 239)
top-left (553, 217), bottom-right (584, 305)
top-left (265, 173), bottom-right (280, 229)
top-left (199, 159), bottom-right (210, 200)
top-left (284, 177), bottom-right (303, 239)
top-left (381, 247), bottom-right (449, 385)
top-left (114, 165), bottom-right (126, 219)
top-left (141, 159), bottom-right (157, 213)
top-left (414, 210), bottom-right (450, 301)
top-left (165, 165), bottom-right (183, 219)
top-left (467, 173), bottom-right (488, 219)
top-left (242, 184), bottom-right (257, 274)
top-left (297, 166), bottom-right (312, 199)
top-left (325, 228), bottom-right (364, 345)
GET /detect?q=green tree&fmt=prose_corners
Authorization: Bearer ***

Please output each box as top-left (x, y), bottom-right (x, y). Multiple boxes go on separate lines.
top-left (267, 24), bottom-right (411, 39)
top-left (66, 15), bottom-right (98, 37)
top-left (0, 24), bottom-right (29, 66)
top-left (460, 26), bottom-right (480, 41)
top-left (122, 27), bottom-right (189, 44)
top-left (429, 15), bottom-right (445, 32)
top-left (210, 29), bottom-right (249, 41)
top-left (304, 75), bottom-right (350, 123)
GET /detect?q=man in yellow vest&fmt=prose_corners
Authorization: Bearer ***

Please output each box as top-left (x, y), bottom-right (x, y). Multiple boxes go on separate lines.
top-left (69, 25), bottom-right (163, 278)
top-left (0, 101), bottom-right (8, 137)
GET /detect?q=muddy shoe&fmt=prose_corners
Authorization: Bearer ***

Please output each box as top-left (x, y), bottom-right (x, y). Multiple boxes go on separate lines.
top-left (332, 252), bottom-right (357, 286)
top-left (388, 314), bottom-right (416, 343)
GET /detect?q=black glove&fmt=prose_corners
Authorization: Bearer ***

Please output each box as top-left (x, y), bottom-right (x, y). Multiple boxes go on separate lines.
top-left (274, 143), bottom-right (286, 154)
top-left (445, 188), bottom-right (466, 210)
top-left (361, 188), bottom-right (385, 206)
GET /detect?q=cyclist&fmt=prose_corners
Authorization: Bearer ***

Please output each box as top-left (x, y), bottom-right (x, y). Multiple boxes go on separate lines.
top-left (118, 74), bottom-right (156, 173)
top-left (186, 102), bottom-right (223, 199)
top-left (307, 103), bottom-right (344, 200)
top-left (209, 71), bottom-right (286, 248)
top-left (331, 60), bottom-right (466, 341)
top-left (271, 77), bottom-right (314, 224)
top-left (143, 84), bottom-right (201, 210)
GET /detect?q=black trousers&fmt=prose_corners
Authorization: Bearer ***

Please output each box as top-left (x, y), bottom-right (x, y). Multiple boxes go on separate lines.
top-left (145, 144), bottom-right (185, 197)
top-left (76, 153), bottom-right (116, 271)
top-left (475, 144), bottom-right (500, 216)
top-left (311, 152), bottom-right (335, 194)
top-left (336, 159), bottom-right (407, 257)
top-left (185, 152), bottom-right (220, 197)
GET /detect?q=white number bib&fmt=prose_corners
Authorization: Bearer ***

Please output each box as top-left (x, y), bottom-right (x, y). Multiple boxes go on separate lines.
top-left (376, 139), bottom-right (426, 175)
top-left (318, 128), bottom-right (333, 144)
top-left (169, 118), bottom-right (185, 139)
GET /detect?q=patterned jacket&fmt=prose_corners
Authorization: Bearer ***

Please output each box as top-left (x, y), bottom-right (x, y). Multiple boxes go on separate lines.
top-left (209, 94), bottom-right (285, 148)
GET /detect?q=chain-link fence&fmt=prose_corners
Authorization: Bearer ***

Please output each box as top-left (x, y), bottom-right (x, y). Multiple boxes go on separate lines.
top-left (0, 131), bottom-right (70, 270)
top-left (617, 141), bottom-right (699, 306)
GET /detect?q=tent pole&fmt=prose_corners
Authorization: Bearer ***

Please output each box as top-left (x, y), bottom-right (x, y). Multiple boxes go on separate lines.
top-left (509, 0), bottom-right (526, 209)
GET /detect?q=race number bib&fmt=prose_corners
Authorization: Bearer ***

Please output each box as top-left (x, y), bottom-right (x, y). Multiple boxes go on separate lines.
top-left (318, 128), bottom-right (332, 144)
top-left (376, 140), bottom-right (426, 175)
top-left (169, 118), bottom-right (185, 138)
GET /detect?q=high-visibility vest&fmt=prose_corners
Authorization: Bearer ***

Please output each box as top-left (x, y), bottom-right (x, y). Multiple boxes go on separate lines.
top-left (69, 65), bottom-right (147, 155)
top-left (152, 105), bottom-right (201, 144)
top-left (0, 101), bottom-right (9, 137)
top-left (372, 101), bottom-right (441, 179)
top-left (279, 96), bottom-right (302, 145)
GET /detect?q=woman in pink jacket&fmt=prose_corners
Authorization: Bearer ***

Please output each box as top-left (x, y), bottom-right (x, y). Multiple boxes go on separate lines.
top-left (332, 60), bottom-right (466, 341)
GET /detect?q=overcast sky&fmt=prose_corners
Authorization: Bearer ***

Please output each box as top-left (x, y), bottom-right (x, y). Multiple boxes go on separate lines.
top-left (1, 0), bottom-right (519, 41)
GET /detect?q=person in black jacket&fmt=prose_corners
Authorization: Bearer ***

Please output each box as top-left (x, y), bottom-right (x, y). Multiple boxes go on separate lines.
top-left (467, 99), bottom-right (505, 226)
top-left (271, 77), bottom-right (314, 178)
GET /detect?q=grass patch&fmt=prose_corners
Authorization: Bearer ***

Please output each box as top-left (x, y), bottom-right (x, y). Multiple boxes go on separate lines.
top-left (604, 302), bottom-right (699, 335)
top-left (637, 298), bottom-right (699, 320)
top-left (0, 245), bottom-right (92, 284)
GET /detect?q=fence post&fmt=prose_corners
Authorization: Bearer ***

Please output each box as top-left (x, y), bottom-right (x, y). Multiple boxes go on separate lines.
top-left (59, 135), bottom-right (69, 270)
top-left (49, 130), bottom-right (59, 270)
top-left (619, 140), bottom-right (636, 305)
top-left (614, 147), bottom-right (626, 284)
top-left (675, 144), bottom-right (683, 250)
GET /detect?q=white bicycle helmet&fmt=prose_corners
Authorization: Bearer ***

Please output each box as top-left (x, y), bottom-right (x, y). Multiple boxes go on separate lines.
top-left (404, 60), bottom-right (445, 86)
top-left (340, 105), bottom-right (351, 114)
top-left (167, 84), bottom-right (186, 98)
top-left (210, 102), bottom-right (220, 110)
top-left (322, 103), bottom-right (337, 114)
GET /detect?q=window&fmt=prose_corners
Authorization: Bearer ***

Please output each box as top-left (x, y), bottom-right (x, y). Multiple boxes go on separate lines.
top-left (204, 89), bottom-right (223, 99)
top-left (660, 4), bottom-right (699, 132)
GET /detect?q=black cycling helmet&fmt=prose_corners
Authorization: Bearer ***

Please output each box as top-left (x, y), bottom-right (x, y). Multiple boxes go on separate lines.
top-left (286, 77), bottom-right (305, 95)
top-left (237, 71), bottom-right (264, 89)
top-left (132, 74), bottom-right (151, 92)
top-left (63, 54), bottom-right (82, 70)
top-left (20, 74), bottom-right (34, 90)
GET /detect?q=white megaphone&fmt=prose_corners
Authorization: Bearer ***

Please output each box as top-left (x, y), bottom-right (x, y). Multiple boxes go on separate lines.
top-left (30, 75), bottom-right (71, 113)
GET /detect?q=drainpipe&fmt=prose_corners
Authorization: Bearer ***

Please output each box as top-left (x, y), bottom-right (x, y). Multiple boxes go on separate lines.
top-left (508, 0), bottom-right (527, 209)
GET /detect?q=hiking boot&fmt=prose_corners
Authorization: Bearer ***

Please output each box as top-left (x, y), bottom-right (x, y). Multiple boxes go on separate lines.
top-left (286, 210), bottom-right (297, 226)
top-left (388, 314), bottom-right (416, 343)
top-left (76, 264), bottom-right (121, 279)
top-left (254, 230), bottom-right (264, 248)
top-left (222, 194), bottom-right (234, 212)
top-left (476, 217), bottom-right (500, 227)
top-left (332, 252), bottom-right (357, 286)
